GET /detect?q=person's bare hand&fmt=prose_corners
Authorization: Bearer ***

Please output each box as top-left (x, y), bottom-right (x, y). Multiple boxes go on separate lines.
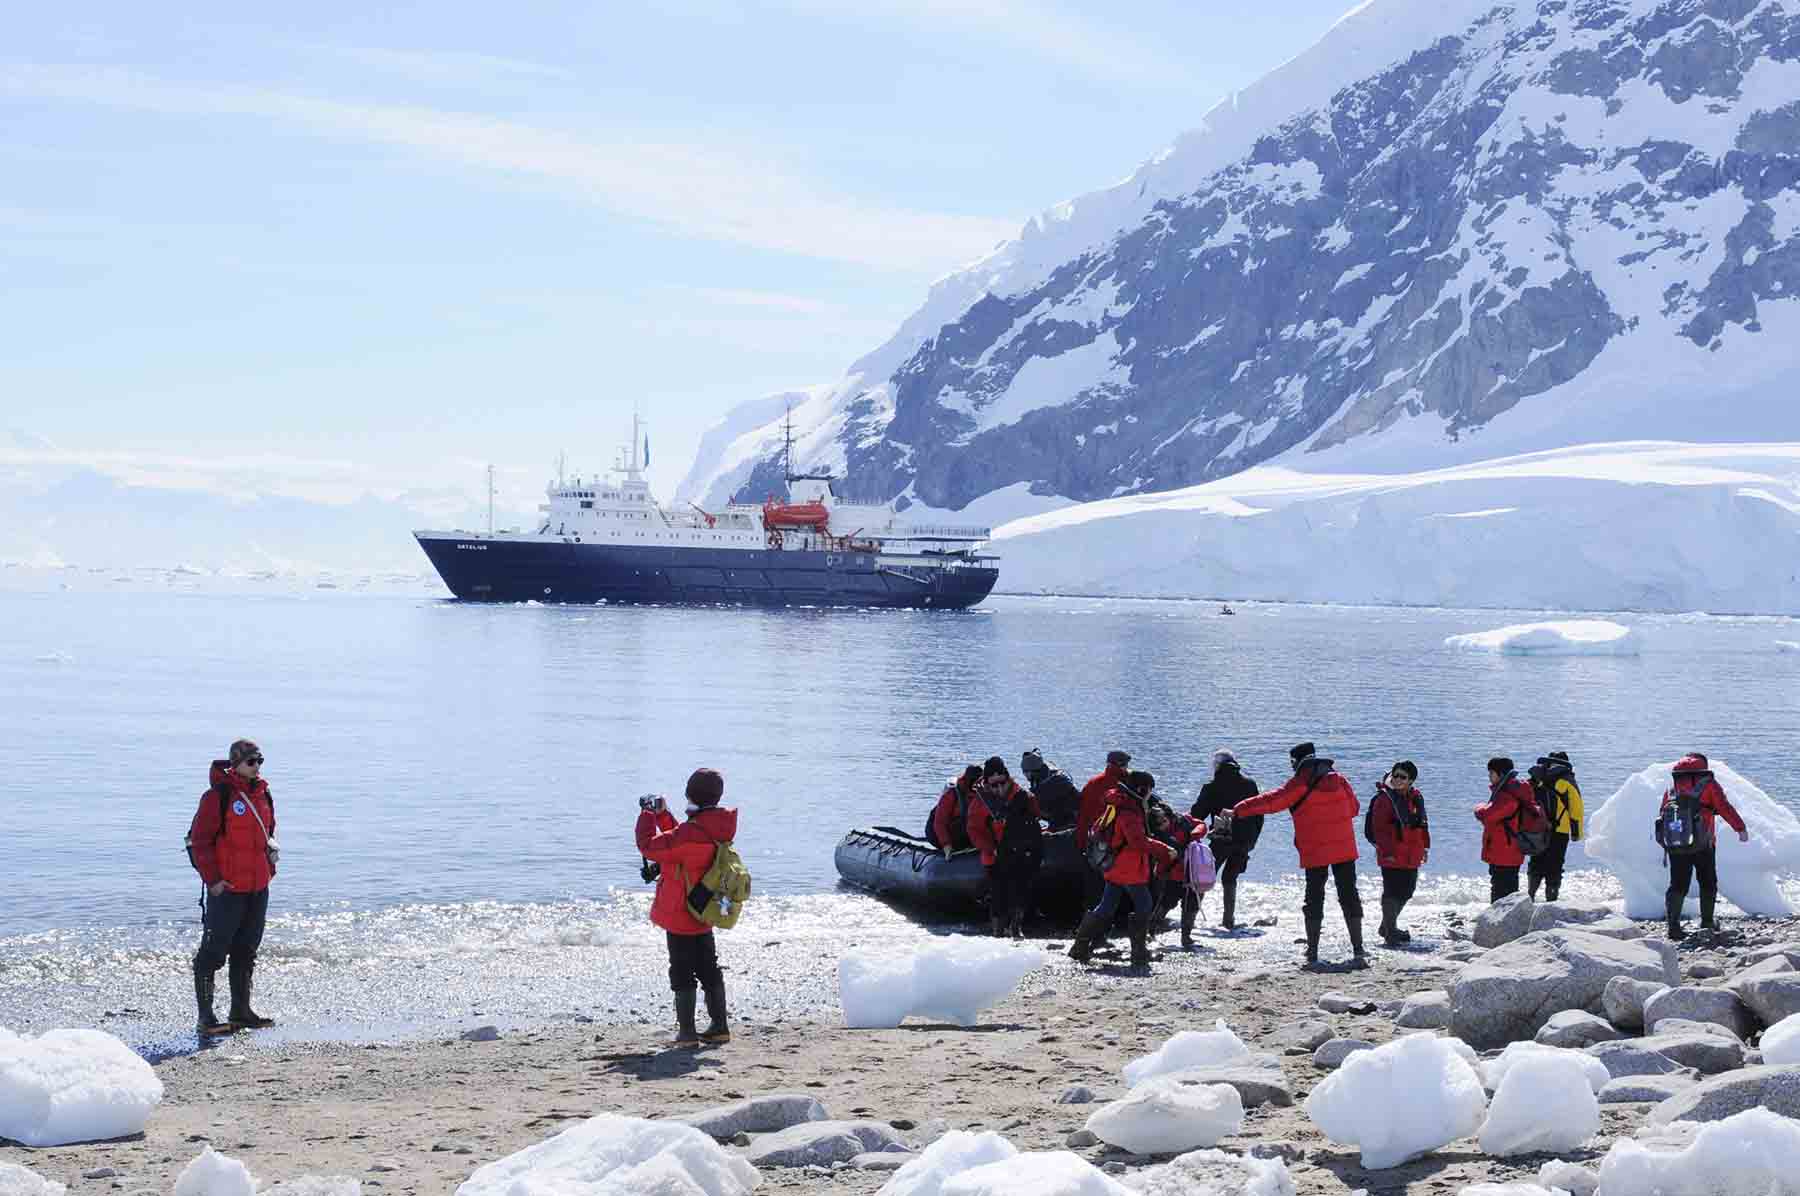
top-left (208, 880), bottom-right (229, 897)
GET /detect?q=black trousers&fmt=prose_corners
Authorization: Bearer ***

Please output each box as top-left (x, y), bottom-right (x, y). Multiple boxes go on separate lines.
top-left (1381, 866), bottom-right (1418, 907)
top-left (1667, 847), bottom-right (1719, 901)
top-left (1303, 861), bottom-right (1362, 921)
top-left (666, 930), bottom-right (723, 994)
top-left (1489, 864), bottom-right (1521, 903)
top-left (1528, 832), bottom-right (1571, 899)
top-left (194, 887), bottom-right (269, 977)
top-left (989, 852), bottom-right (1041, 921)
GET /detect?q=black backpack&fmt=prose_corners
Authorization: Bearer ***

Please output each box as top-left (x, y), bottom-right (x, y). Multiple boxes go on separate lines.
top-left (1656, 779), bottom-right (1713, 855)
top-left (998, 790), bottom-right (1044, 860)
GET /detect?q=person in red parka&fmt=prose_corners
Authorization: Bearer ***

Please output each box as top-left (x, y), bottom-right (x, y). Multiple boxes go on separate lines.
top-left (967, 757), bottom-right (1044, 938)
top-left (1662, 752), bottom-right (1749, 940)
top-left (1076, 750), bottom-right (1132, 931)
top-left (1474, 757), bottom-right (1532, 902)
top-left (1148, 798), bottom-right (1205, 949)
top-left (924, 765), bottom-right (982, 857)
top-left (1234, 742), bottom-right (1366, 969)
top-left (187, 738), bottom-right (279, 1037)
top-left (636, 768), bottom-right (738, 1047)
top-left (1366, 760), bottom-right (1430, 946)
top-left (1069, 770), bottom-right (1175, 968)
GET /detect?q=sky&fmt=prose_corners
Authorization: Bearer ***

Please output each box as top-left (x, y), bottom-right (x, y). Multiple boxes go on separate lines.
top-left (3, 0), bottom-right (1360, 511)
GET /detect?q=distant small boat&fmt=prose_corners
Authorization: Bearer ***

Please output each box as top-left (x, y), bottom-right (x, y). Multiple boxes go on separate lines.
top-left (834, 825), bottom-right (1089, 922)
top-left (1220, 603), bottom-right (1236, 615)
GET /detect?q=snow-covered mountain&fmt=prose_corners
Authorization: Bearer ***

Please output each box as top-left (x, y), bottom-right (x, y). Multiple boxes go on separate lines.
top-left (687, 0), bottom-right (1800, 515)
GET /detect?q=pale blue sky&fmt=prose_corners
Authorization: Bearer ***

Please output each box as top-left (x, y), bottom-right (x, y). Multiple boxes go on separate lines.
top-left (3, 0), bottom-right (1357, 506)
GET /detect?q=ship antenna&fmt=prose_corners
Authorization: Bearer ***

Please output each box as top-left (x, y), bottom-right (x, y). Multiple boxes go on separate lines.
top-left (486, 464), bottom-right (495, 536)
top-left (783, 400), bottom-right (795, 485)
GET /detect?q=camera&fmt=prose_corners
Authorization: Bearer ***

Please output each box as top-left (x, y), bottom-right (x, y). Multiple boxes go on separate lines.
top-left (640, 860), bottom-right (662, 884)
top-left (637, 794), bottom-right (665, 812)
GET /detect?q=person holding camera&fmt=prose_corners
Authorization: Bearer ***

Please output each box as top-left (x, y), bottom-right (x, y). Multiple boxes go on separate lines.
top-left (635, 768), bottom-right (737, 1047)
top-left (187, 738), bottom-right (279, 1037)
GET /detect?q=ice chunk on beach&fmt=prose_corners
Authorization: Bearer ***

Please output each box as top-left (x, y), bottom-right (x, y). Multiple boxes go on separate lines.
top-left (1084, 1077), bottom-right (1243, 1154)
top-left (0, 1162), bottom-right (67, 1196)
top-left (1479, 1049), bottom-right (1600, 1157)
top-left (1457, 1185), bottom-right (1568, 1195)
top-left (1445, 619), bottom-right (1639, 656)
top-left (877, 1131), bottom-right (1017, 1196)
top-left (1305, 1033), bottom-right (1487, 1169)
top-left (455, 1114), bottom-right (760, 1196)
top-left (1598, 1107), bottom-right (1800, 1194)
top-left (1121, 1019), bottom-right (1252, 1087)
top-left (1121, 1149), bottom-right (1294, 1195)
top-left (1586, 760), bottom-right (1800, 918)
top-left (173, 1149), bottom-right (257, 1196)
top-left (1478, 1042), bottom-right (1608, 1096)
top-left (0, 1027), bottom-right (163, 1147)
top-left (839, 938), bottom-right (1049, 1029)
top-left (1762, 1012), bottom-right (1800, 1065)
top-left (939, 1152), bottom-right (1129, 1196)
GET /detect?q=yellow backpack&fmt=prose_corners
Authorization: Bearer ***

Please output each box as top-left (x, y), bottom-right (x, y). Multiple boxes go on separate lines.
top-left (683, 837), bottom-right (753, 930)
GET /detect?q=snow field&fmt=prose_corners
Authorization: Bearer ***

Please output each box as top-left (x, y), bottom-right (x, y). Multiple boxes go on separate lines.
top-left (0, 1162), bottom-right (67, 1196)
top-left (1762, 1012), bottom-right (1800, 1066)
top-left (1597, 1108), bottom-right (1800, 1195)
top-left (453, 1114), bottom-right (760, 1196)
top-left (0, 1027), bottom-right (163, 1147)
top-left (1585, 760), bottom-right (1800, 918)
top-left (1121, 1020), bottom-right (1253, 1087)
top-left (1478, 1051), bottom-right (1600, 1157)
top-left (1444, 620), bottom-right (1639, 657)
top-left (1304, 1033), bottom-right (1487, 1169)
top-left (838, 938), bottom-right (1049, 1029)
top-left (1083, 1077), bottom-right (1244, 1154)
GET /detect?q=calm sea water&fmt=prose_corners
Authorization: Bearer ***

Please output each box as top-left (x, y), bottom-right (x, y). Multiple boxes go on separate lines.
top-left (3, 582), bottom-right (1798, 1045)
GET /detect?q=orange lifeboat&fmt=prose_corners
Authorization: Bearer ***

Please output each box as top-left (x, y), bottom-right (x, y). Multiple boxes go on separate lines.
top-left (761, 497), bottom-right (830, 533)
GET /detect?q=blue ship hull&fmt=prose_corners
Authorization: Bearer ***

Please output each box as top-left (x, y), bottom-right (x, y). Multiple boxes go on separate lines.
top-left (415, 534), bottom-right (1000, 609)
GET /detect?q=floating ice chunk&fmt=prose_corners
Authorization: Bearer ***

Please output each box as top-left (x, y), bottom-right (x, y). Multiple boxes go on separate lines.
top-left (1597, 1107), bottom-right (1800, 1195)
top-left (1304, 1033), bottom-right (1487, 1169)
top-left (0, 1027), bottom-right (164, 1146)
top-left (940, 1152), bottom-right (1129, 1196)
top-left (1776, 641), bottom-right (1800, 653)
top-left (1478, 1042), bottom-right (1608, 1096)
top-left (1479, 1050), bottom-right (1600, 1157)
top-left (173, 1148), bottom-right (257, 1196)
top-left (0, 1162), bottom-right (67, 1196)
top-left (1763, 1012), bottom-right (1800, 1065)
top-left (1445, 620), bottom-right (1639, 656)
top-left (1586, 760), bottom-right (1800, 918)
top-left (1121, 1148), bottom-right (1294, 1195)
top-left (1084, 1078), bottom-right (1244, 1154)
top-left (877, 1131), bottom-right (1017, 1196)
top-left (839, 938), bottom-right (1050, 1029)
top-left (1121, 1020), bottom-right (1252, 1087)
top-left (454, 1114), bottom-right (760, 1196)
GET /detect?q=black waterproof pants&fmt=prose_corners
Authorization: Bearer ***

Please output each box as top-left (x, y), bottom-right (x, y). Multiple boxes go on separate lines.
top-left (989, 852), bottom-right (1041, 923)
top-left (1489, 864), bottom-right (1521, 903)
top-left (1302, 862), bottom-right (1362, 920)
top-left (193, 888), bottom-right (269, 978)
top-left (666, 930), bottom-right (723, 995)
top-left (1528, 832), bottom-right (1571, 900)
top-left (1667, 847), bottom-right (1719, 902)
top-left (1381, 866), bottom-right (1418, 907)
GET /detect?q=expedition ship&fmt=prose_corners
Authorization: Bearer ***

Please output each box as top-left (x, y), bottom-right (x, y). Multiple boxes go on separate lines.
top-left (413, 417), bottom-right (1000, 608)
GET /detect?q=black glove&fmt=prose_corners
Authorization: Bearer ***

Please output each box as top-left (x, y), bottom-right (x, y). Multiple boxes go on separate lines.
top-left (639, 859), bottom-right (662, 884)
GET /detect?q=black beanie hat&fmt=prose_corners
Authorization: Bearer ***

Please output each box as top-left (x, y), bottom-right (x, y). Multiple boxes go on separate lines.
top-left (983, 755), bottom-right (1009, 779)
top-left (1106, 749), bottom-right (1132, 768)
top-left (1545, 751), bottom-right (1572, 769)
top-left (1487, 757), bottom-right (1515, 776)
top-left (1126, 769), bottom-right (1155, 795)
top-left (960, 764), bottom-right (983, 785)
top-left (228, 739), bottom-right (262, 766)
top-left (685, 767), bottom-right (725, 807)
top-left (1289, 742), bottom-right (1316, 767)
top-left (1021, 749), bottom-right (1046, 775)
top-left (1391, 760), bottom-right (1418, 781)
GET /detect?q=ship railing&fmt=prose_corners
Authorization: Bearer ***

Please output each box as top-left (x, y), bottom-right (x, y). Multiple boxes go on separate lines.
top-left (873, 524), bottom-right (991, 541)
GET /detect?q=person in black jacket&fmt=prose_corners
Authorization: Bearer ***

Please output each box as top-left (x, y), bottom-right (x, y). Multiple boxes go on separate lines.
top-left (1020, 749), bottom-right (1081, 830)
top-left (1190, 749), bottom-right (1262, 932)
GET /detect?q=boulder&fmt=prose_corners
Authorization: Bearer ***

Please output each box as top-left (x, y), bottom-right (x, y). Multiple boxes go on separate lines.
top-left (681, 1093), bottom-right (829, 1140)
top-left (1599, 1072), bottom-right (1700, 1104)
top-left (1159, 1065), bottom-right (1293, 1108)
top-left (741, 1120), bottom-right (909, 1168)
top-left (1735, 942), bottom-right (1800, 971)
top-left (1724, 974), bottom-right (1800, 1028)
top-left (1642, 986), bottom-right (1756, 1041)
top-left (1535, 1010), bottom-right (1624, 1049)
top-left (1317, 992), bottom-right (1377, 1015)
top-left (1630, 1031), bottom-right (1746, 1075)
top-left (1648, 1064), bottom-right (1800, 1125)
top-left (1528, 902), bottom-right (1615, 932)
top-left (1268, 1019), bottom-right (1335, 1053)
top-left (1473, 894), bottom-right (1536, 948)
top-left (1450, 930), bottom-right (1679, 1049)
top-left (1395, 990), bottom-right (1451, 1030)
top-left (1602, 976), bottom-right (1670, 1032)
top-left (1311, 1039), bottom-right (1374, 1069)
top-left (1055, 1086), bottom-right (1096, 1105)
top-left (1584, 1040), bottom-right (1694, 1080)
top-left (1565, 916), bottom-right (1648, 941)
top-left (1728, 955), bottom-right (1796, 983)
top-left (1686, 962), bottom-right (1726, 979)
top-left (851, 1151), bottom-right (913, 1172)
top-left (1651, 1018), bottom-right (1741, 1042)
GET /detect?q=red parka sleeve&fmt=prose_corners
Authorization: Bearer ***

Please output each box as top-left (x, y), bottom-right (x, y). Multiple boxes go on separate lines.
top-left (1705, 782), bottom-right (1748, 835)
top-left (1233, 773), bottom-right (1305, 819)
top-left (1474, 788), bottom-right (1518, 825)
top-left (967, 798), bottom-right (999, 863)
top-left (188, 790), bottom-right (223, 886)
top-left (931, 787), bottom-right (959, 849)
top-left (635, 808), bottom-right (681, 859)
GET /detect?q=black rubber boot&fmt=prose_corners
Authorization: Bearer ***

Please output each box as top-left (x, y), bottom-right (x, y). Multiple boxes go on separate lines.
top-left (700, 979), bottom-right (730, 1044)
top-left (1527, 875), bottom-right (1541, 901)
top-left (1392, 898), bottom-right (1412, 943)
top-left (1545, 881), bottom-right (1560, 902)
top-left (227, 958), bottom-right (276, 1029)
top-left (1376, 898), bottom-right (1395, 945)
top-left (1008, 911), bottom-right (1025, 940)
top-left (1127, 915), bottom-right (1152, 968)
top-left (1303, 909), bottom-right (1323, 967)
top-left (1666, 894), bottom-right (1687, 942)
top-left (672, 990), bottom-right (701, 1047)
top-left (1221, 885), bottom-right (1237, 932)
top-left (989, 913), bottom-right (1007, 938)
top-left (1180, 901), bottom-right (1196, 950)
top-left (1068, 913), bottom-right (1107, 962)
top-left (1346, 917), bottom-right (1369, 969)
top-left (1700, 890), bottom-right (1717, 932)
top-left (194, 972), bottom-right (234, 1037)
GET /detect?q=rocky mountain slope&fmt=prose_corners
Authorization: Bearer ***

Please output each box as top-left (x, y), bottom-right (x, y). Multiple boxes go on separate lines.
top-left (684, 0), bottom-right (1800, 515)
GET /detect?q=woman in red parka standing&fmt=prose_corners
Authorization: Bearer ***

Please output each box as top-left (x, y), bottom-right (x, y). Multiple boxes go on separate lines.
top-left (1367, 760), bottom-right (1429, 946)
top-left (1475, 757), bottom-right (1530, 902)
top-left (636, 768), bottom-right (737, 1048)
top-left (187, 738), bottom-right (279, 1037)
top-left (1068, 771), bottom-right (1175, 968)
top-left (1234, 742), bottom-right (1366, 969)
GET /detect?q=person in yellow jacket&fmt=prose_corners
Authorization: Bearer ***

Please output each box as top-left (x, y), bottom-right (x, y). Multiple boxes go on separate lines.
top-left (1527, 751), bottom-right (1583, 901)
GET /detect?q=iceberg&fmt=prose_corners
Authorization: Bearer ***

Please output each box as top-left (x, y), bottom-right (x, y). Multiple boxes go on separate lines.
top-left (1121, 1020), bottom-right (1253, 1087)
top-left (839, 938), bottom-right (1049, 1030)
top-left (1444, 620), bottom-right (1639, 656)
top-left (1585, 760), bottom-right (1800, 918)
top-left (1304, 1033), bottom-right (1487, 1169)
top-left (455, 1114), bottom-right (760, 1196)
top-left (0, 1026), bottom-right (163, 1147)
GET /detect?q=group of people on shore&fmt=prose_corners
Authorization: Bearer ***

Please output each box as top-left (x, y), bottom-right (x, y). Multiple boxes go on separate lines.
top-left (924, 742), bottom-right (1754, 972)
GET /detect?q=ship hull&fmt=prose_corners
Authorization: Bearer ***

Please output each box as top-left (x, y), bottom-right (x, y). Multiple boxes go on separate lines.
top-left (414, 534), bottom-right (999, 609)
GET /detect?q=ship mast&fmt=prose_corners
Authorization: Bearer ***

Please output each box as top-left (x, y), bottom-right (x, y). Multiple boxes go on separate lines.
top-left (486, 464), bottom-right (495, 535)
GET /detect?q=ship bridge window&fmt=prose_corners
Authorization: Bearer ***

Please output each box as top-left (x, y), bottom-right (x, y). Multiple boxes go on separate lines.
top-left (580, 500), bottom-right (594, 509)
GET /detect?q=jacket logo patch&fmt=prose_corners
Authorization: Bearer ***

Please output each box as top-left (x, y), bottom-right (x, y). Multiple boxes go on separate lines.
top-left (232, 800), bottom-right (247, 816)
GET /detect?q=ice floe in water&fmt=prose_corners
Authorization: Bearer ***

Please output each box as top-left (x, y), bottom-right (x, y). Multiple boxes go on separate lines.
top-left (1586, 759), bottom-right (1800, 918)
top-left (0, 1026), bottom-right (163, 1146)
top-left (1445, 619), bottom-right (1639, 656)
top-left (455, 1113), bottom-right (760, 1196)
top-left (838, 937), bottom-right (1048, 1029)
